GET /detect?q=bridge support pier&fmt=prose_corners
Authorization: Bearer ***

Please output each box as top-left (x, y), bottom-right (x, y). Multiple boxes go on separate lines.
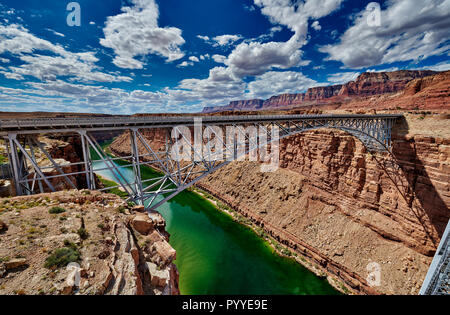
top-left (8, 134), bottom-right (23, 196)
top-left (130, 129), bottom-right (144, 205)
top-left (79, 131), bottom-right (96, 190)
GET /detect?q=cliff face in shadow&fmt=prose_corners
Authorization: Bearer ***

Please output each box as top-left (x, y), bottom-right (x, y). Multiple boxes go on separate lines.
top-left (276, 128), bottom-right (449, 254)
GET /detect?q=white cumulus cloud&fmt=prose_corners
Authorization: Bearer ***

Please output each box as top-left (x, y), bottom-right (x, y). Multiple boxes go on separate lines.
top-left (311, 21), bottom-right (321, 31)
top-left (212, 34), bottom-right (243, 46)
top-left (219, 0), bottom-right (343, 78)
top-left (0, 23), bottom-right (132, 83)
top-left (189, 56), bottom-right (200, 62)
top-left (320, 0), bottom-right (450, 69)
top-left (100, 0), bottom-right (185, 69)
top-left (326, 72), bottom-right (360, 85)
top-left (246, 70), bottom-right (319, 99)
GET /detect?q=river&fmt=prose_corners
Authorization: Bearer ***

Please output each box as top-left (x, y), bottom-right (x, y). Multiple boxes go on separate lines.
top-left (92, 156), bottom-right (339, 295)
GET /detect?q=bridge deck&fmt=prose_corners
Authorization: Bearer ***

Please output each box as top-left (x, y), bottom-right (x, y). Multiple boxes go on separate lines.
top-left (0, 114), bottom-right (403, 135)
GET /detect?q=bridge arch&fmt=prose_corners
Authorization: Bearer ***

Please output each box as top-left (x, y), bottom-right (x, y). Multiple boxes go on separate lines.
top-left (138, 122), bottom-right (395, 210)
top-left (1, 114), bottom-right (400, 210)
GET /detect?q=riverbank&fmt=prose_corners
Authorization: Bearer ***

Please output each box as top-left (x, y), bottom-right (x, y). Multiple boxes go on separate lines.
top-left (190, 185), bottom-right (351, 294)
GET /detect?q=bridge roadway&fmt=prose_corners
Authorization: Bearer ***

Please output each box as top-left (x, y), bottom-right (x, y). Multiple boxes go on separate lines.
top-left (0, 114), bottom-right (403, 135)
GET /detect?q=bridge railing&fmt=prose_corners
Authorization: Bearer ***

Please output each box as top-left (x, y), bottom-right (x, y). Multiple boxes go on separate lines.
top-left (0, 114), bottom-right (403, 131)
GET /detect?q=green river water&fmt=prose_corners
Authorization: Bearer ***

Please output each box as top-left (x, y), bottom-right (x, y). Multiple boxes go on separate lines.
top-left (92, 148), bottom-right (339, 295)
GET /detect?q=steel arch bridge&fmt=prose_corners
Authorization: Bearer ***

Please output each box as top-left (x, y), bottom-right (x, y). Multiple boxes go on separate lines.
top-left (0, 114), bottom-right (401, 210)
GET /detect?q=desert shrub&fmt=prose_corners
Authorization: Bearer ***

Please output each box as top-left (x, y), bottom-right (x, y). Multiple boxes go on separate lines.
top-left (64, 239), bottom-right (77, 249)
top-left (77, 227), bottom-right (89, 240)
top-left (49, 206), bottom-right (66, 214)
top-left (44, 243), bottom-right (80, 269)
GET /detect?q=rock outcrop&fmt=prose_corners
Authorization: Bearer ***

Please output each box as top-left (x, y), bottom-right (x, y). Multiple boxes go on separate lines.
top-left (0, 190), bottom-right (179, 295)
top-left (203, 70), bottom-right (441, 113)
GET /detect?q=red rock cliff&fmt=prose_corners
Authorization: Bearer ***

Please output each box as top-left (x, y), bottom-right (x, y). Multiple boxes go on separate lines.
top-left (202, 70), bottom-right (439, 113)
top-left (198, 128), bottom-right (449, 294)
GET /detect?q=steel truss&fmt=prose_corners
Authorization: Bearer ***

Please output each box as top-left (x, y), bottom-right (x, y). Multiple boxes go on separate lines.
top-left (2, 115), bottom-right (399, 210)
top-left (420, 220), bottom-right (450, 295)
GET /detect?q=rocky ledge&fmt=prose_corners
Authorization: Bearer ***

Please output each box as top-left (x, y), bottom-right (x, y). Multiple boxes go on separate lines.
top-left (0, 190), bottom-right (179, 295)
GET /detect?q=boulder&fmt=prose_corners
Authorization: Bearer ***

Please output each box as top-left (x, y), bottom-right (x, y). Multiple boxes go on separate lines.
top-left (148, 211), bottom-right (165, 228)
top-left (61, 285), bottom-right (74, 295)
top-left (0, 263), bottom-right (5, 278)
top-left (132, 213), bottom-right (154, 235)
top-left (80, 269), bottom-right (89, 278)
top-left (148, 241), bottom-right (176, 267)
top-left (132, 205), bottom-right (146, 213)
top-left (5, 258), bottom-right (27, 270)
top-left (0, 220), bottom-right (7, 232)
top-left (146, 262), bottom-right (169, 287)
top-left (146, 230), bottom-right (166, 244)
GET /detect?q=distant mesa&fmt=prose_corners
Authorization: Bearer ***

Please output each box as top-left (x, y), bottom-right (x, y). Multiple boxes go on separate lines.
top-left (202, 70), bottom-right (448, 113)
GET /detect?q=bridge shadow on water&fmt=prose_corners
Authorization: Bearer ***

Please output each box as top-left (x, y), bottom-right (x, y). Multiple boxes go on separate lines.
top-left (375, 116), bottom-right (449, 251)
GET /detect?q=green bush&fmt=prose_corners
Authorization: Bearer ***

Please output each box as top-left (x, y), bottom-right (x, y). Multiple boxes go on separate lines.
top-left (64, 239), bottom-right (77, 249)
top-left (44, 243), bottom-right (80, 269)
top-left (49, 206), bottom-right (66, 214)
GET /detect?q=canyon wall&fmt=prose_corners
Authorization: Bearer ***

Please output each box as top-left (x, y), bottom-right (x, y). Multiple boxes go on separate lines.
top-left (203, 70), bottom-right (441, 113)
top-left (197, 128), bottom-right (449, 294)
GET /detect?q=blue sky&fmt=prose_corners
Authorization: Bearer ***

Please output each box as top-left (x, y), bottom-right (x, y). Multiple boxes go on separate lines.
top-left (0, 0), bottom-right (449, 114)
